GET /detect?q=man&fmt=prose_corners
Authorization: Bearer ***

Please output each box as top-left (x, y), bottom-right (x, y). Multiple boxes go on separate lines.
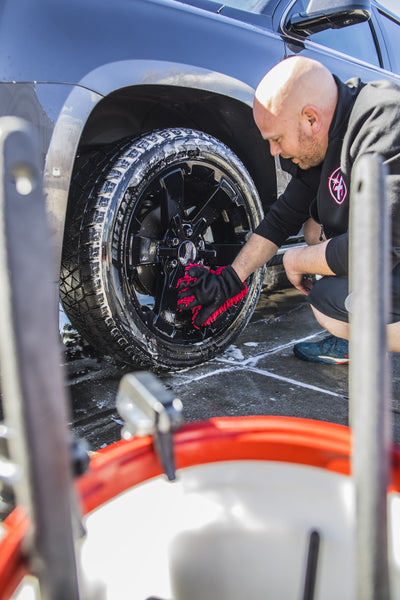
top-left (177, 56), bottom-right (400, 364)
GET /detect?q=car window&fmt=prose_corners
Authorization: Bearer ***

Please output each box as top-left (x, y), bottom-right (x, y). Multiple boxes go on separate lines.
top-left (378, 0), bottom-right (399, 17)
top-left (376, 8), bottom-right (400, 74)
top-left (286, 0), bottom-right (380, 68)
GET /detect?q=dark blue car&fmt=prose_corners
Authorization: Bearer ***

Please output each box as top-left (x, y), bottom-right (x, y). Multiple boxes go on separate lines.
top-left (1, 0), bottom-right (399, 369)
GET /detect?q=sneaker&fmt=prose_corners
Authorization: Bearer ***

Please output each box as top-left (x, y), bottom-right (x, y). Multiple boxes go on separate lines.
top-left (293, 335), bottom-right (349, 365)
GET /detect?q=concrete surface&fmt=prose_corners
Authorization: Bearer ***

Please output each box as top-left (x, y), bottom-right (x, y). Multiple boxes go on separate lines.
top-left (67, 285), bottom-right (400, 450)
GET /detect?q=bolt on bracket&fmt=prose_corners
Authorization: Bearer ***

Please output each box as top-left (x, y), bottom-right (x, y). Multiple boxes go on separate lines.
top-left (116, 372), bottom-right (183, 481)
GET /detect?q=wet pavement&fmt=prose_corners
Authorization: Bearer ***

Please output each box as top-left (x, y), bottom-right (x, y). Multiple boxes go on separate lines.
top-left (66, 285), bottom-right (400, 451)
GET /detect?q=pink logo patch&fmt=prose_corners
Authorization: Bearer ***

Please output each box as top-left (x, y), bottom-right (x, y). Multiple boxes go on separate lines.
top-left (328, 167), bottom-right (347, 205)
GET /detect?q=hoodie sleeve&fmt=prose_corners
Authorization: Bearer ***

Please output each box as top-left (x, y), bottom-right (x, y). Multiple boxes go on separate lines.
top-left (325, 233), bottom-right (349, 275)
top-left (342, 80), bottom-right (400, 269)
top-left (255, 159), bottom-right (321, 247)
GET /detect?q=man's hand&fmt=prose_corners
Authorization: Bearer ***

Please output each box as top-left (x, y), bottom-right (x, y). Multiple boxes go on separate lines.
top-left (283, 264), bottom-right (314, 294)
top-left (282, 250), bottom-right (314, 294)
top-left (176, 264), bottom-right (248, 328)
top-left (282, 242), bottom-right (335, 295)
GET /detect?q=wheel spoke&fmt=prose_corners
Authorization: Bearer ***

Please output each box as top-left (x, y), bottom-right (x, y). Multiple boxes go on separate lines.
top-left (159, 168), bottom-right (184, 231)
top-left (130, 235), bottom-right (159, 266)
top-left (200, 242), bottom-right (244, 265)
top-left (151, 268), bottom-right (181, 336)
top-left (190, 178), bottom-right (238, 235)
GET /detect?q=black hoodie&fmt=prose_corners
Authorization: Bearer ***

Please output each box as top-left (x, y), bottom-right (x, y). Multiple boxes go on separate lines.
top-left (255, 75), bottom-right (400, 274)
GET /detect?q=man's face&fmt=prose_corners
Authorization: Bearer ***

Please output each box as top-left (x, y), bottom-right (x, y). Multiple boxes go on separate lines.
top-left (253, 102), bottom-right (326, 170)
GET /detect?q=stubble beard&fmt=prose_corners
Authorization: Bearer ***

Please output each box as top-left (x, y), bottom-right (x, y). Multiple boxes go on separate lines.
top-left (296, 126), bottom-right (325, 170)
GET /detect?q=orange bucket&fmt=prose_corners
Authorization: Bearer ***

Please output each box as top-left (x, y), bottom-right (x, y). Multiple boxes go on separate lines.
top-left (1, 416), bottom-right (400, 599)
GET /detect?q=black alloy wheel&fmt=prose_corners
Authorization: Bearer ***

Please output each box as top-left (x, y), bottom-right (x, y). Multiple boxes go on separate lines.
top-left (60, 128), bottom-right (265, 370)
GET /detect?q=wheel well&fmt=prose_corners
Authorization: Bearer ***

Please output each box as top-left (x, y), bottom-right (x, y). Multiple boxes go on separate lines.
top-left (76, 84), bottom-right (277, 209)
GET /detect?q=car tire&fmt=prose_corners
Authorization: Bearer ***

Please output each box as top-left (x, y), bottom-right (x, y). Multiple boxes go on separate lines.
top-left (60, 128), bottom-right (265, 371)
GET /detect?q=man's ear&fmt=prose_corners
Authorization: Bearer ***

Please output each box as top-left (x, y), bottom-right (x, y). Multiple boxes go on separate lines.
top-left (302, 106), bottom-right (321, 132)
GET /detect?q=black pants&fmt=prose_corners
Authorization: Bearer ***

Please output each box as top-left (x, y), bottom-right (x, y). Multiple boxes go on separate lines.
top-left (307, 263), bottom-right (400, 324)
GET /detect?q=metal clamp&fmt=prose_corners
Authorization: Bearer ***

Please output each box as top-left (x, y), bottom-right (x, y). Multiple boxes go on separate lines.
top-left (116, 372), bottom-right (183, 481)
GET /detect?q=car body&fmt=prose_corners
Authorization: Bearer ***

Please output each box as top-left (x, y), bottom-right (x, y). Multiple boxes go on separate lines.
top-left (1, 0), bottom-right (399, 370)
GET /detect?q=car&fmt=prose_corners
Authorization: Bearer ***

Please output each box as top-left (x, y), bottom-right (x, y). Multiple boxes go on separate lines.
top-left (1, 0), bottom-right (399, 371)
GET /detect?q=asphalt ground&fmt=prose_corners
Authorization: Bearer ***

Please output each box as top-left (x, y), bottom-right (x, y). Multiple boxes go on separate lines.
top-left (66, 284), bottom-right (400, 451)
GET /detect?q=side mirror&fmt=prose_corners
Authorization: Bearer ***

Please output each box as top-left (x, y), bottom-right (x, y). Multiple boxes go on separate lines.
top-left (286, 0), bottom-right (370, 36)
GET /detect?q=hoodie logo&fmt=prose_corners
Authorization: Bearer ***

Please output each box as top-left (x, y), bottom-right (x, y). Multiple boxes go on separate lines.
top-left (328, 167), bottom-right (347, 205)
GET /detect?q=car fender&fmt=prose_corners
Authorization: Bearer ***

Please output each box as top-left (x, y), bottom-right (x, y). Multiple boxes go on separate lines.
top-left (80, 59), bottom-right (256, 106)
top-left (44, 59), bottom-right (273, 272)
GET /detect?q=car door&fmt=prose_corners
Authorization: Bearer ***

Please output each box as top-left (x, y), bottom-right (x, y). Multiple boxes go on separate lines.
top-left (370, 1), bottom-right (400, 76)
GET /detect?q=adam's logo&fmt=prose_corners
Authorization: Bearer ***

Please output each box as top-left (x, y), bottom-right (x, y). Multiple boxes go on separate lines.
top-left (328, 167), bottom-right (347, 205)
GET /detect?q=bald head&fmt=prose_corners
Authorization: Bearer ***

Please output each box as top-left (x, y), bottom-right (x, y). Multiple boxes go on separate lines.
top-left (254, 56), bottom-right (337, 120)
top-left (253, 57), bottom-right (338, 169)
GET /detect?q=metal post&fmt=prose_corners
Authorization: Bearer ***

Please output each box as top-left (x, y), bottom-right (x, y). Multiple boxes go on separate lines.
top-left (0, 118), bottom-right (80, 599)
top-left (349, 153), bottom-right (392, 600)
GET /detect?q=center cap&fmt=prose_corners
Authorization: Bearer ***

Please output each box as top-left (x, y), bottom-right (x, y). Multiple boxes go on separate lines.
top-left (178, 240), bottom-right (197, 266)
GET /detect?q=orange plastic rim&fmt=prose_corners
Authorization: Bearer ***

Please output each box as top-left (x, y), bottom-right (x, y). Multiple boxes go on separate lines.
top-left (1, 415), bottom-right (400, 599)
